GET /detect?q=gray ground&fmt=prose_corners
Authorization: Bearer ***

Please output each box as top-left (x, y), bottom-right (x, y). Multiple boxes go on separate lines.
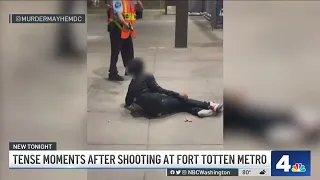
top-left (87, 14), bottom-right (223, 180)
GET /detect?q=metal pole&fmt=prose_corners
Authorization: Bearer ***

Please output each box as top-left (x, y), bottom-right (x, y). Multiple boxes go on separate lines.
top-left (211, 0), bottom-right (217, 30)
top-left (175, 0), bottom-right (188, 48)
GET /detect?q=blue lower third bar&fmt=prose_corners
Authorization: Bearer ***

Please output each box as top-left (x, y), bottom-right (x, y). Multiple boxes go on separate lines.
top-left (10, 14), bottom-right (85, 23)
top-left (166, 168), bottom-right (239, 176)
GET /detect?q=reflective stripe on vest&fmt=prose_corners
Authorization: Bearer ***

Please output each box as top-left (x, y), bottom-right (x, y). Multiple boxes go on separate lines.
top-left (108, 0), bottom-right (136, 39)
top-left (123, 13), bottom-right (136, 21)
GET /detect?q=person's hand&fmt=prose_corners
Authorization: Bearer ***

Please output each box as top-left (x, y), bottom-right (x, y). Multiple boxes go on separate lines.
top-left (124, 22), bottom-right (133, 30)
top-left (128, 22), bottom-right (134, 30)
top-left (124, 104), bottom-right (135, 111)
top-left (123, 22), bottom-right (130, 29)
top-left (179, 93), bottom-right (188, 100)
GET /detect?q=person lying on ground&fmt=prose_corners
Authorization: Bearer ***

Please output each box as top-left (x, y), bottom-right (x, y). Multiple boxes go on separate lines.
top-left (224, 90), bottom-right (320, 145)
top-left (124, 58), bottom-right (223, 118)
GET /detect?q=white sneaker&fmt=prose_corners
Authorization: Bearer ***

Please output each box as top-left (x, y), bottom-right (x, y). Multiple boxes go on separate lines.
top-left (264, 124), bottom-right (303, 145)
top-left (210, 101), bottom-right (223, 113)
top-left (294, 108), bottom-right (319, 128)
top-left (293, 108), bottom-right (320, 135)
top-left (198, 109), bottom-right (214, 117)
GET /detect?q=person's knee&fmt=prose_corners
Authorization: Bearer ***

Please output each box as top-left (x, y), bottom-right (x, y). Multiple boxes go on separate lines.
top-left (159, 99), bottom-right (172, 110)
top-left (158, 98), bottom-right (179, 114)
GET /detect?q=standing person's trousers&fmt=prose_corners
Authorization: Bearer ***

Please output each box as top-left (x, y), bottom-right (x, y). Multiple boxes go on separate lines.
top-left (57, 0), bottom-right (76, 56)
top-left (108, 23), bottom-right (134, 76)
top-left (136, 93), bottom-right (211, 117)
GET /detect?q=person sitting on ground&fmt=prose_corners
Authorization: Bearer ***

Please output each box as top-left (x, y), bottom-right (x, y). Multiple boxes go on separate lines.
top-left (124, 58), bottom-right (223, 118)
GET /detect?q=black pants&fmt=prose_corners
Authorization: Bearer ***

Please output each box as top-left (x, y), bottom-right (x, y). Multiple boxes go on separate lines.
top-left (56, 0), bottom-right (77, 57)
top-left (223, 98), bottom-right (293, 135)
top-left (109, 23), bottom-right (134, 76)
top-left (136, 93), bottom-right (210, 117)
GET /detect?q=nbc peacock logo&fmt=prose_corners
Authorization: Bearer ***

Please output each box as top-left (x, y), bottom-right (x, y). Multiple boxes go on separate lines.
top-left (291, 163), bottom-right (306, 172)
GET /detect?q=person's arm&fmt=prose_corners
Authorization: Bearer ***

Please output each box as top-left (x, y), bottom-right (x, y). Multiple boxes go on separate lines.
top-left (112, 0), bottom-right (130, 28)
top-left (107, 0), bottom-right (111, 7)
top-left (147, 74), bottom-right (180, 98)
top-left (125, 88), bottom-right (134, 106)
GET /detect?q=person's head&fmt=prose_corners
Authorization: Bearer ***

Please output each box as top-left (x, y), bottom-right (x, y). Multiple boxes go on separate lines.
top-left (127, 57), bottom-right (145, 77)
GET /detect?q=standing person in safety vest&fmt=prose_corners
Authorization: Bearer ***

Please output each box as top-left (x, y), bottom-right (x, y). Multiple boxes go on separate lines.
top-left (107, 0), bottom-right (142, 81)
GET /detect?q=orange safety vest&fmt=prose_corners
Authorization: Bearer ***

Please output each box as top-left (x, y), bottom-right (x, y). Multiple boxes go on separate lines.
top-left (108, 0), bottom-right (136, 39)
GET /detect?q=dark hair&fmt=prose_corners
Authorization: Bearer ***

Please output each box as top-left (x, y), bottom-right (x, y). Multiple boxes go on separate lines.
top-left (127, 57), bottom-right (144, 76)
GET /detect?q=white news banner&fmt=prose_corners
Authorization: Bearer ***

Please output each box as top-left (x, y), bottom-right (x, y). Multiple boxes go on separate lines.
top-left (9, 150), bottom-right (271, 169)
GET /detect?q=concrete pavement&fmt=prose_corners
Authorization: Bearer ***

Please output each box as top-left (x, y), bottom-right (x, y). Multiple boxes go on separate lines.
top-left (87, 14), bottom-right (223, 180)
top-left (1, 2), bottom-right (87, 180)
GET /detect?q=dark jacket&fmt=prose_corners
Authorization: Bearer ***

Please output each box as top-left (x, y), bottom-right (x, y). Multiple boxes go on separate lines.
top-left (125, 73), bottom-right (180, 116)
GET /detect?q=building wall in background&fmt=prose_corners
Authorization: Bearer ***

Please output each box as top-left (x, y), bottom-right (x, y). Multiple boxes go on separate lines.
top-left (143, 0), bottom-right (165, 9)
top-left (188, 0), bottom-right (204, 12)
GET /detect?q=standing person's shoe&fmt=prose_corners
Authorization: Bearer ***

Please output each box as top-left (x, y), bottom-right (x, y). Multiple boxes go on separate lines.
top-left (210, 102), bottom-right (223, 113)
top-left (108, 74), bottom-right (124, 81)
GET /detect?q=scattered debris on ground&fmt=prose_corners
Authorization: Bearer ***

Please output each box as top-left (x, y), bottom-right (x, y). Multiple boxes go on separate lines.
top-left (184, 117), bottom-right (192, 122)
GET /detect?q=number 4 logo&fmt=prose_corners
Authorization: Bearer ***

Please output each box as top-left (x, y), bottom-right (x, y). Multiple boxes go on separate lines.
top-left (276, 155), bottom-right (291, 172)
